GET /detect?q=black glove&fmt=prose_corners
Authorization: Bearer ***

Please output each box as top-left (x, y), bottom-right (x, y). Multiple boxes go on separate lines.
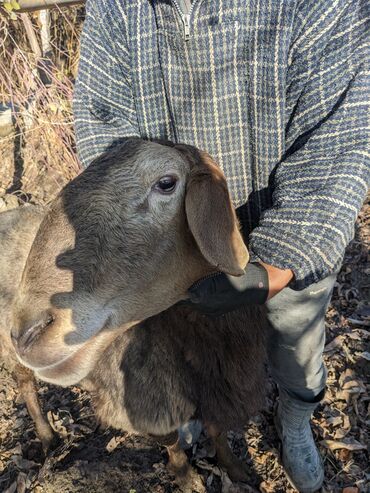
top-left (184, 263), bottom-right (269, 317)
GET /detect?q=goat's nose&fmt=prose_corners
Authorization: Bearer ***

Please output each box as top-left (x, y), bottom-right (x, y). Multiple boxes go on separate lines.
top-left (11, 314), bottom-right (53, 355)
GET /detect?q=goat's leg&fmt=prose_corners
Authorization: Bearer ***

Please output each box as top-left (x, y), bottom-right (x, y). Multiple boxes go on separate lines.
top-left (207, 424), bottom-right (249, 483)
top-left (14, 364), bottom-right (57, 453)
top-left (153, 431), bottom-right (205, 493)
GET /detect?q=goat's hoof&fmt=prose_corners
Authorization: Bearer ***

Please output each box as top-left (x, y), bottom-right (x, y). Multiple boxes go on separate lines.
top-left (175, 467), bottom-right (205, 493)
top-left (42, 433), bottom-right (60, 455)
top-left (37, 425), bottom-right (59, 454)
top-left (223, 460), bottom-right (250, 483)
top-left (168, 462), bottom-right (205, 493)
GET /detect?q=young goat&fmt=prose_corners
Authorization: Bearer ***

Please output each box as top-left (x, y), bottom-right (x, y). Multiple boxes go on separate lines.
top-left (0, 200), bottom-right (56, 451)
top-left (7, 140), bottom-right (267, 491)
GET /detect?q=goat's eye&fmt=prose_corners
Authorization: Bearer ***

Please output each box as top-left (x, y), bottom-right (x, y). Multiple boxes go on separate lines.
top-left (154, 175), bottom-right (178, 194)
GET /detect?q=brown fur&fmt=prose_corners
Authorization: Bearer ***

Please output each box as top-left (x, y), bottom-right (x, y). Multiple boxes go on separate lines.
top-left (179, 145), bottom-right (249, 275)
top-left (86, 304), bottom-right (266, 436)
top-left (5, 140), bottom-right (267, 487)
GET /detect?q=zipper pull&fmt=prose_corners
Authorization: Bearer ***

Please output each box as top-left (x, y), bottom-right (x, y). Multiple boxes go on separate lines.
top-left (182, 14), bottom-right (190, 41)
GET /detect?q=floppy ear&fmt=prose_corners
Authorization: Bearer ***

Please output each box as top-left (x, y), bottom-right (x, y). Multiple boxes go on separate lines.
top-left (184, 151), bottom-right (249, 276)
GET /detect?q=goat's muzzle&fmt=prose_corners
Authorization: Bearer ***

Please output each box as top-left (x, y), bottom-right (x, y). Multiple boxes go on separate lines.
top-left (11, 312), bottom-right (54, 358)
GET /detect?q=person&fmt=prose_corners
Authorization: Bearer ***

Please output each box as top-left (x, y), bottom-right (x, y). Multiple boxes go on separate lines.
top-left (73, 1), bottom-right (370, 491)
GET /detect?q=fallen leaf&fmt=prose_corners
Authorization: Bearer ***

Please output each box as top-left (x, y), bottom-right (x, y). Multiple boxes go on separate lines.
top-left (16, 472), bottom-right (27, 493)
top-left (206, 473), bottom-right (214, 488)
top-left (347, 318), bottom-right (370, 327)
top-left (11, 456), bottom-right (38, 470)
top-left (346, 332), bottom-right (362, 341)
top-left (352, 328), bottom-right (370, 338)
top-left (7, 444), bottom-right (22, 456)
top-left (334, 429), bottom-right (350, 440)
top-left (334, 428), bottom-right (350, 439)
top-left (106, 435), bottom-right (125, 453)
top-left (342, 487), bottom-right (359, 493)
top-left (195, 459), bottom-right (221, 476)
top-left (343, 415), bottom-right (351, 430)
top-left (3, 482), bottom-right (17, 493)
top-left (326, 416), bottom-right (343, 427)
top-left (358, 351), bottom-right (370, 361)
top-left (324, 335), bottom-right (344, 352)
top-left (221, 471), bottom-right (233, 493)
top-left (254, 453), bottom-right (268, 465)
top-left (334, 414), bottom-right (351, 439)
top-left (320, 439), bottom-right (366, 451)
top-left (259, 480), bottom-right (277, 493)
top-left (342, 378), bottom-right (366, 393)
top-left (339, 369), bottom-right (356, 387)
top-left (337, 448), bottom-right (352, 462)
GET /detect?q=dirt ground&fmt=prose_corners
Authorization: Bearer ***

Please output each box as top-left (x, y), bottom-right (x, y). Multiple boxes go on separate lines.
top-left (0, 138), bottom-right (369, 493)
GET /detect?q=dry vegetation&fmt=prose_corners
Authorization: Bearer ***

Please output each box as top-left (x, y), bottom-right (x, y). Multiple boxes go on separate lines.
top-left (0, 8), bottom-right (369, 493)
top-left (0, 6), bottom-right (82, 201)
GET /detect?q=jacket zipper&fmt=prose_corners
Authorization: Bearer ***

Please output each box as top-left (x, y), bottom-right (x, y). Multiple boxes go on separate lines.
top-left (172, 0), bottom-right (197, 41)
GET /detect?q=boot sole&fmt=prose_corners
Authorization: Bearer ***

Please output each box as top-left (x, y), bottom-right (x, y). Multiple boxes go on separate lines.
top-left (284, 466), bottom-right (324, 493)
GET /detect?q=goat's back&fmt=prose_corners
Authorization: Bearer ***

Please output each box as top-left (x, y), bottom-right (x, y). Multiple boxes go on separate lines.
top-left (0, 204), bottom-right (45, 366)
top-left (86, 304), bottom-right (267, 436)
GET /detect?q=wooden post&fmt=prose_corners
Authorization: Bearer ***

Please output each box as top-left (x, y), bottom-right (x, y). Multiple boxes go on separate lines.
top-left (20, 13), bottom-right (42, 58)
top-left (17, 0), bottom-right (84, 12)
top-left (1, 0), bottom-right (85, 136)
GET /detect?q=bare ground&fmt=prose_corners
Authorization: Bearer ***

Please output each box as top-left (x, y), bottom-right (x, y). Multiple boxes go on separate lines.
top-left (0, 141), bottom-right (369, 493)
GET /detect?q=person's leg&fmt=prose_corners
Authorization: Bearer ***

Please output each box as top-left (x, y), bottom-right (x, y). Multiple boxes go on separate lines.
top-left (266, 273), bottom-right (336, 400)
top-left (266, 273), bottom-right (337, 493)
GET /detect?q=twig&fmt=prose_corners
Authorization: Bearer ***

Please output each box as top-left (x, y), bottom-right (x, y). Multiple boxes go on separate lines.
top-left (20, 13), bottom-right (42, 59)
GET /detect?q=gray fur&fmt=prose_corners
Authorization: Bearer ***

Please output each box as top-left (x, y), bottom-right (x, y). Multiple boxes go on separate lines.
top-left (2, 139), bottom-right (267, 456)
top-left (0, 203), bottom-right (45, 368)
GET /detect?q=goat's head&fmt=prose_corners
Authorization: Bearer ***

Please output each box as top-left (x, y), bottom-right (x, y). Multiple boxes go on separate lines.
top-left (11, 139), bottom-right (248, 385)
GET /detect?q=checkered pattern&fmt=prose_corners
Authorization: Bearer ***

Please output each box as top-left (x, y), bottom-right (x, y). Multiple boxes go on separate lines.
top-left (73, 0), bottom-right (370, 289)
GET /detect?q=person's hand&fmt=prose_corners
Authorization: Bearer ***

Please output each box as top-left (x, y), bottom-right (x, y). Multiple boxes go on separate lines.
top-left (184, 262), bottom-right (293, 317)
top-left (261, 262), bottom-right (294, 300)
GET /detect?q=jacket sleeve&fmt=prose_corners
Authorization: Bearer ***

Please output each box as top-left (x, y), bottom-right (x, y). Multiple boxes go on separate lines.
top-left (73, 0), bottom-right (140, 167)
top-left (249, 1), bottom-right (370, 289)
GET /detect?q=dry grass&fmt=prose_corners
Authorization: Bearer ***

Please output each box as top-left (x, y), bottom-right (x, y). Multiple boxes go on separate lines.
top-left (0, 7), bottom-right (83, 203)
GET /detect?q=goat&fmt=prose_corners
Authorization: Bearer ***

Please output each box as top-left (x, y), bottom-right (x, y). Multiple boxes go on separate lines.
top-left (7, 139), bottom-right (267, 491)
top-left (0, 200), bottom-right (56, 451)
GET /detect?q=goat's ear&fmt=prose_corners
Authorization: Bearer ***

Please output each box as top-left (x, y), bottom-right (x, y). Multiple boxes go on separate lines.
top-left (185, 152), bottom-right (249, 276)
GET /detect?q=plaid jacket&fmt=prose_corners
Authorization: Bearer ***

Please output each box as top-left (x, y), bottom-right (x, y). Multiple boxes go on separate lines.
top-left (73, 0), bottom-right (370, 289)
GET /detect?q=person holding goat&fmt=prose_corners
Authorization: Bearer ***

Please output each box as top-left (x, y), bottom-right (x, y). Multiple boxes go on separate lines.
top-left (73, 1), bottom-right (370, 491)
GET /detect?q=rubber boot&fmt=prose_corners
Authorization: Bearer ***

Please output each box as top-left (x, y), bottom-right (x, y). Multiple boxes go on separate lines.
top-left (275, 388), bottom-right (324, 493)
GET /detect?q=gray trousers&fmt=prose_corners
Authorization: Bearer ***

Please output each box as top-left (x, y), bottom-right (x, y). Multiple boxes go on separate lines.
top-left (178, 274), bottom-right (337, 448)
top-left (265, 274), bottom-right (337, 403)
